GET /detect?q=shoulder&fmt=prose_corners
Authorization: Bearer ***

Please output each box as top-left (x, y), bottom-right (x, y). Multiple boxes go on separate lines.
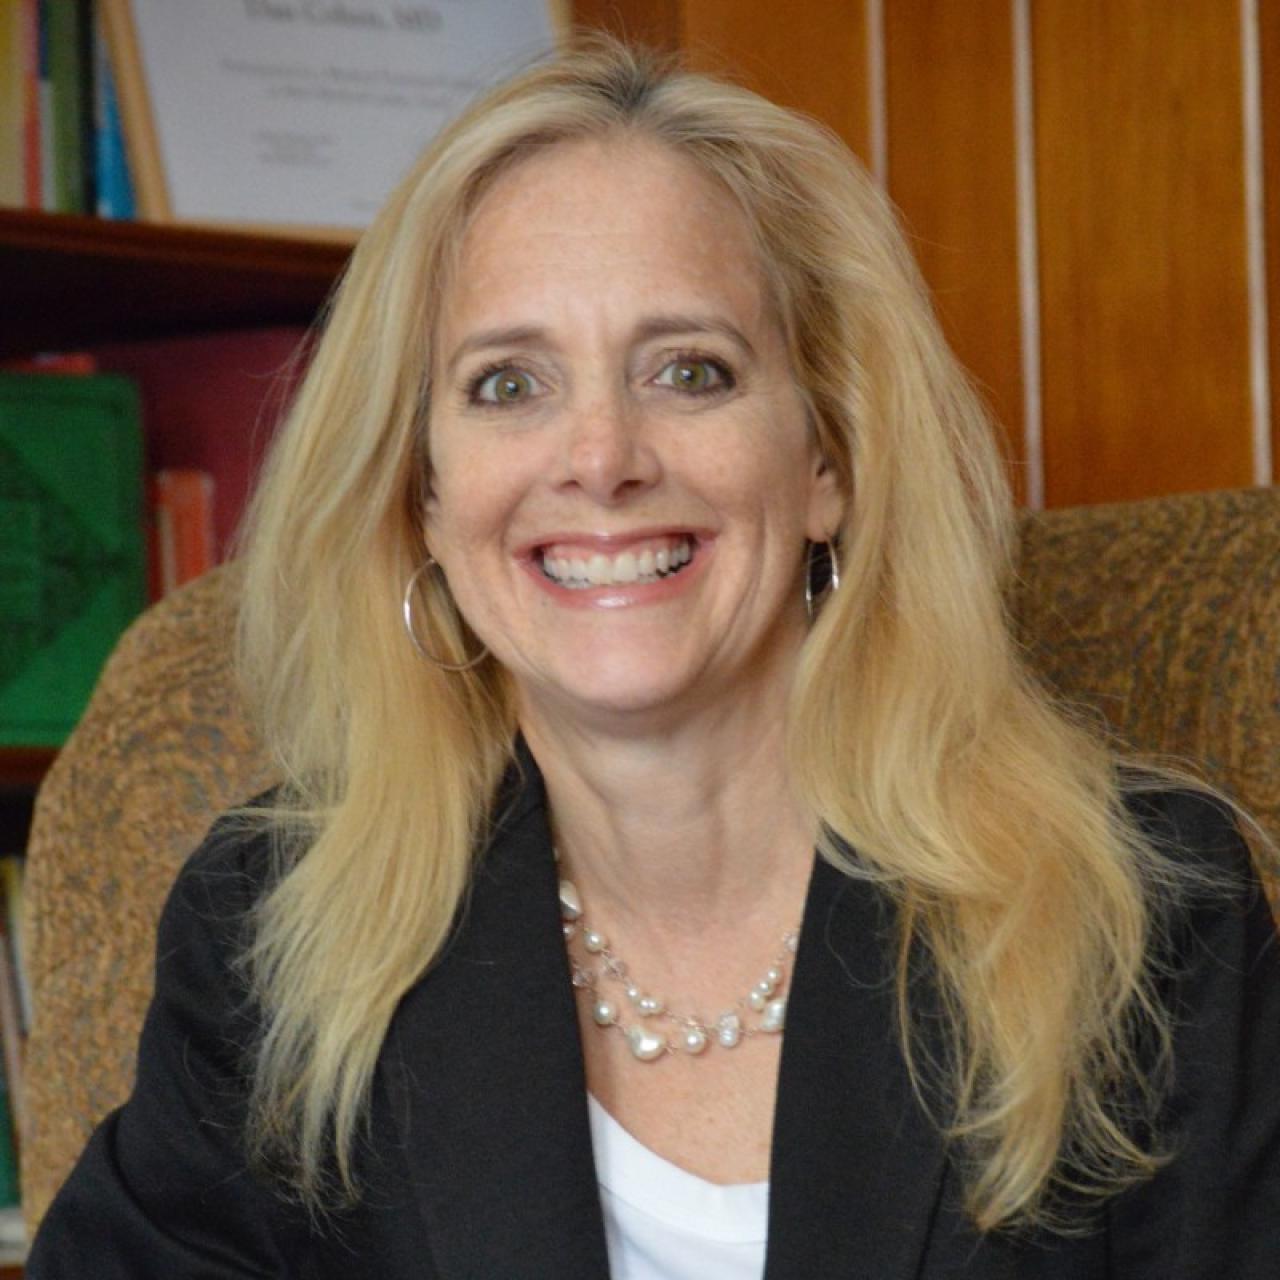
top-left (149, 800), bottom-right (287, 1022)
top-left (1103, 790), bottom-right (1280, 1269)
top-left (163, 797), bottom-right (283, 929)
top-left (1122, 783), bottom-right (1264, 898)
top-left (1121, 783), bottom-right (1278, 998)
top-left (1123, 783), bottom-right (1244, 855)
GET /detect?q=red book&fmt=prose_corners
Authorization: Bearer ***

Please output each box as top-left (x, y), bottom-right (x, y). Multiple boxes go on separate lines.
top-left (150, 469), bottom-right (217, 599)
top-left (0, 351), bottom-right (98, 374)
top-left (94, 326), bottom-right (310, 558)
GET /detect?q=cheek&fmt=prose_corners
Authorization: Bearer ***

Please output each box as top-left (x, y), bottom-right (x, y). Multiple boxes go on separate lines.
top-left (424, 446), bottom-right (524, 564)
top-left (427, 490), bottom-right (487, 562)
top-left (424, 422), bottom-right (477, 528)
top-left (423, 455), bottom-right (477, 564)
top-left (717, 430), bottom-right (818, 522)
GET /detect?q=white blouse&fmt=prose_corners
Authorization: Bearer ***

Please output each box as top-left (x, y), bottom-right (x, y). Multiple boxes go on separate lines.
top-left (587, 1094), bottom-right (769, 1280)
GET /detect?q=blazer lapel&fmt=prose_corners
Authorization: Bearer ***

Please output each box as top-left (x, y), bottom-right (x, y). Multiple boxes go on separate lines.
top-left (380, 750), bottom-right (611, 1279)
top-left (766, 854), bottom-right (949, 1280)
top-left (377, 749), bottom-right (948, 1279)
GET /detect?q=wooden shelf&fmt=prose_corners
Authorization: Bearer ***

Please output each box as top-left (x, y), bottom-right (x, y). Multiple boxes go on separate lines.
top-left (0, 210), bottom-right (352, 356)
top-left (0, 750), bottom-right (57, 792)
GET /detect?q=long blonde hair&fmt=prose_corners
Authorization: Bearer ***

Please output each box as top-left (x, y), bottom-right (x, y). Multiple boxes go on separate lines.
top-left (238, 36), bottom-right (1184, 1230)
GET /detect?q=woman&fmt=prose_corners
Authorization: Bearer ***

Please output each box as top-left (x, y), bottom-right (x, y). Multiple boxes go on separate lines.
top-left (30, 38), bottom-right (1280, 1279)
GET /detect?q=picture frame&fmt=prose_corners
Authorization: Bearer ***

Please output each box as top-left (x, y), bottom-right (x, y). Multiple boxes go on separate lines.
top-left (99, 0), bottom-right (568, 238)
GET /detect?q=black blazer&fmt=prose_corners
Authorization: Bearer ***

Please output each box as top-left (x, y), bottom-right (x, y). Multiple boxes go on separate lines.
top-left (29, 758), bottom-right (1280, 1278)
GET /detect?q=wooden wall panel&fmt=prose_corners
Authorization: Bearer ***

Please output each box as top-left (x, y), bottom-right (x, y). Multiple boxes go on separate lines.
top-left (571, 2), bottom-right (868, 159)
top-left (1033, 0), bottom-right (1255, 507)
top-left (1263, 0), bottom-right (1280, 480)
top-left (883, 0), bottom-right (1025, 495)
top-left (679, 0), bottom-right (869, 160)
top-left (576, 0), bottom-right (1274, 508)
top-left (570, 0), bottom-right (681, 49)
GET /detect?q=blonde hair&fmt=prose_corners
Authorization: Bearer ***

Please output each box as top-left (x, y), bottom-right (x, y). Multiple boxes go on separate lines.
top-left (238, 36), bottom-right (1185, 1230)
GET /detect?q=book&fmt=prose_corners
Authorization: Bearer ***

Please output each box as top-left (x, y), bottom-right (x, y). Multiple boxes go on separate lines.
top-left (21, 0), bottom-right (39, 205)
top-left (0, 908), bottom-right (22, 1160)
top-left (36, 0), bottom-right (52, 208)
top-left (0, 1), bottom-right (23, 208)
top-left (0, 859), bottom-right (29, 1034)
top-left (0, 1205), bottom-right (24, 1264)
top-left (75, 0), bottom-right (94, 212)
top-left (45, 0), bottom-right (88, 213)
top-left (94, 325), bottom-right (309, 557)
top-left (150, 468), bottom-right (216, 599)
top-left (92, 3), bottom-right (133, 218)
top-left (0, 1052), bottom-right (18, 1211)
top-left (1, 351), bottom-right (98, 374)
top-left (0, 371), bottom-right (146, 748)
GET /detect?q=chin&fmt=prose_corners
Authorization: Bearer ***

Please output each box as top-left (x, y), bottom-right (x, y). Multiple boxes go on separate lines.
top-left (523, 659), bottom-right (703, 725)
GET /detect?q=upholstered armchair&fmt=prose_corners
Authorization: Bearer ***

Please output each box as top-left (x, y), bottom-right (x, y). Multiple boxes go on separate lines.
top-left (21, 486), bottom-right (1280, 1231)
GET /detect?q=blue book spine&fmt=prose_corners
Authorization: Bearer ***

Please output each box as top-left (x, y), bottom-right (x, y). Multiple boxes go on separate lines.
top-left (93, 13), bottom-right (133, 219)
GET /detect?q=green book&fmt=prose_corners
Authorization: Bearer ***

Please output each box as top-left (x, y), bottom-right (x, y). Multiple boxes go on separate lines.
top-left (46, 0), bottom-right (86, 214)
top-left (0, 1050), bottom-right (16, 1210)
top-left (0, 372), bottom-right (145, 747)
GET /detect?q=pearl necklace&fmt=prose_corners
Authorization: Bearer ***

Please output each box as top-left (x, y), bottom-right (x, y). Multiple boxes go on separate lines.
top-left (557, 868), bottom-right (799, 1063)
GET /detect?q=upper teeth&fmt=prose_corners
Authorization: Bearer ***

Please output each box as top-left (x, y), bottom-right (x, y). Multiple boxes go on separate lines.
top-left (541, 538), bottom-right (693, 588)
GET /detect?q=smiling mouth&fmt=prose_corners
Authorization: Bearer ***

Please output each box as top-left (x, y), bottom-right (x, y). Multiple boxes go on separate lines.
top-left (537, 534), bottom-right (696, 589)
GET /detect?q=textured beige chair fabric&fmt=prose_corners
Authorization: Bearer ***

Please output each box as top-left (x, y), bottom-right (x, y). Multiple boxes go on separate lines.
top-left (21, 486), bottom-right (1280, 1230)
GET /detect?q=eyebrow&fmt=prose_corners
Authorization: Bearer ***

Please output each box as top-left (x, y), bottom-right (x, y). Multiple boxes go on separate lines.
top-left (443, 312), bottom-right (757, 377)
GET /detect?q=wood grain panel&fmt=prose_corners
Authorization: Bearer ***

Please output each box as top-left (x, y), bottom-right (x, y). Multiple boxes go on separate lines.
top-left (1034, 0), bottom-right (1254, 507)
top-left (1262, 0), bottom-right (1280, 480)
top-left (679, 0), bottom-right (870, 161)
top-left (570, 0), bottom-right (681, 49)
top-left (883, 0), bottom-right (1025, 497)
top-left (0, 209), bottom-right (347, 356)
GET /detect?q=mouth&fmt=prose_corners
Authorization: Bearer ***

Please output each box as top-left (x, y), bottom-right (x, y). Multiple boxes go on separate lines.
top-left (535, 533), bottom-right (699, 590)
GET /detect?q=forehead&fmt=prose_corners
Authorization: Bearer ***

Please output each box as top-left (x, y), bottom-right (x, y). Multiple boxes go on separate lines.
top-left (438, 136), bottom-right (770, 339)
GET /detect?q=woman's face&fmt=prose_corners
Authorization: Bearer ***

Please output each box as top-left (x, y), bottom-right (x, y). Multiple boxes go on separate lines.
top-left (425, 137), bottom-right (843, 728)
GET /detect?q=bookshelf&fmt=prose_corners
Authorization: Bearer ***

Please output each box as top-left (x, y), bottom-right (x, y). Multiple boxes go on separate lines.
top-left (0, 211), bottom-right (351, 1267)
top-left (0, 210), bottom-right (351, 797)
top-left (0, 209), bottom-right (351, 357)
top-left (0, 755), bottom-right (55, 795)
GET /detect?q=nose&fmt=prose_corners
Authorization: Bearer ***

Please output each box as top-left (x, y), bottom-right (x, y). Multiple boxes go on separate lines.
top-left (561, 390), bottom-right (661, 504)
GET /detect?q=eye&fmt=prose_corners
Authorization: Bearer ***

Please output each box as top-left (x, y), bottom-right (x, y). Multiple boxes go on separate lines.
top-left (653, 356), bottom-right (734, 396)
top-left (470, 366), bottom-right (543, 405)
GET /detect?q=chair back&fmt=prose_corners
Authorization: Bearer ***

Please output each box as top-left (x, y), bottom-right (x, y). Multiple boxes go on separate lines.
top-left (21, 486), bottom-right (1280, 1228)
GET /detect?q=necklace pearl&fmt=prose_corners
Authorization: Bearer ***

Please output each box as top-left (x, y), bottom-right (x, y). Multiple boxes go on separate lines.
top-left (559, 881), bottom-right (583, 921)
top-left (626, 1025), bottom-right (668, 1061)
top-left (716, 1012), bottom-right (743, 1048)
top-left (680, 1027), bottom-right (709, 1054)
top-left (761, 998), bottom-right (787, 1033)
top-left (558, 868), bottom-right (798, 1063)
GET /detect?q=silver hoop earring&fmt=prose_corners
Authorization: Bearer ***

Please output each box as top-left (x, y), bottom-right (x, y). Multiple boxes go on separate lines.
top-left (402, 557), bottom-right (489, 672)
top-left (804, 540), bottom-right (842, 622)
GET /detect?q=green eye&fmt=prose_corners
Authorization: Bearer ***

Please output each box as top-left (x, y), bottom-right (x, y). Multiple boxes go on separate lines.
top-left (656, 358), bottom-right (732, 395)
top-left (475, 368), bottom-right (539, 404)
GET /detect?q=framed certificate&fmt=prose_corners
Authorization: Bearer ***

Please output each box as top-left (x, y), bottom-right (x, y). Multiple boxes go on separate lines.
top-left (101, 0), bottom-right (567, 237)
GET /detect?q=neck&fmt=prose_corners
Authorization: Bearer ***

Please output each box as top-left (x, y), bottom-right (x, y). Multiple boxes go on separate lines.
top-left (519, 684), bottom-right (816, 937)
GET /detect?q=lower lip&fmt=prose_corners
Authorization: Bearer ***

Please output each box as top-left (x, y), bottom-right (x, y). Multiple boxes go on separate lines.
top-left (521, 543), bottom-right (711, 609)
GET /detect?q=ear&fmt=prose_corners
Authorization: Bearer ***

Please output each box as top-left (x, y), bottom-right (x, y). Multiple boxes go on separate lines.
top-left (806, 454), bottom-right (848, 544)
